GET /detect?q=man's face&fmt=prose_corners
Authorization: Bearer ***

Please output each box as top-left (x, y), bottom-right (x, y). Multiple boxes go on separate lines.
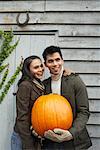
top-left (45, 52), bottom-right (64, 75)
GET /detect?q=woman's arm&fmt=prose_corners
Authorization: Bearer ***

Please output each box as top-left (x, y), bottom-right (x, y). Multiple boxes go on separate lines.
top-left (16, 81), bottom-right (35, 149)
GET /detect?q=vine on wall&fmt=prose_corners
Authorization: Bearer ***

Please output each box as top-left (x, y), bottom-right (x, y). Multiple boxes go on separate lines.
top-left (0, 30), bottom-right (23, 103)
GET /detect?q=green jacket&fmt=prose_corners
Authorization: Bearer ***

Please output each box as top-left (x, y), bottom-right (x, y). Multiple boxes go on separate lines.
top-left (43, 73), bottom-right (92, 150)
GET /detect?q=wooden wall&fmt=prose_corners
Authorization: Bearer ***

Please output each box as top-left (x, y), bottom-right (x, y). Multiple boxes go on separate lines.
top-left (0, 1), bottom-right (100, 149)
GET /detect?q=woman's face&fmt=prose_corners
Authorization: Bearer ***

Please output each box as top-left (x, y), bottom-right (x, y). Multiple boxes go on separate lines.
top-left (29, 58), bottom-right (44, 79)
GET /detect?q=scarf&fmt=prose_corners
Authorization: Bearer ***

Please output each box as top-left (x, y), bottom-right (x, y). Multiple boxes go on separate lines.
top-left (32, 78), bottom-right (45, 92)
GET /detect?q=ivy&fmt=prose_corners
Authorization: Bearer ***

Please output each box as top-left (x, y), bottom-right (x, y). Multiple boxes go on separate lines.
top-left (0, 60), bottom-right (23, 103)
top-left (0, 67), bottom-right (9, 89)
top-left (0, 64), bottom-right (8, 73)
top-left (0, 30), bottom-right (22, 103)
top-left (0, 30), bottom-right (19, 65)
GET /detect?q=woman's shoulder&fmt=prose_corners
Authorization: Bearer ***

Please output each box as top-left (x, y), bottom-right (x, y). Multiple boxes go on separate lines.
top-left (19, 80), bottom-right (32, 88)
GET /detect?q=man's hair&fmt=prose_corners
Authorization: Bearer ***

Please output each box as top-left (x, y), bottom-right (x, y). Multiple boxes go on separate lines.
top-left (42, 45), bottom-right (63, 62)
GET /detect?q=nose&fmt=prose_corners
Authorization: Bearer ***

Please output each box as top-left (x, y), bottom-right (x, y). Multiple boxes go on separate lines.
top-left (53, 60), bottom-right (57, 66)
top-left (39, 66), bottom-right (44, 72)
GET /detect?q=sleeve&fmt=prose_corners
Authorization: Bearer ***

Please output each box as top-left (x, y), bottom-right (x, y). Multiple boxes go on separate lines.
top-left (69, 75), bottom-right (90, 142)
top-left (16, 82), bottom-right (35, 149)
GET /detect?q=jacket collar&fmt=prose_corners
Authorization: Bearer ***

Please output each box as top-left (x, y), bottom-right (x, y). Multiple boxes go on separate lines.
top-left (30, 79), bottom-right (45, 96)
top-left (45, 77), bottom-right (52, 94)
top-left (61, 75), bottom-right (68, 95)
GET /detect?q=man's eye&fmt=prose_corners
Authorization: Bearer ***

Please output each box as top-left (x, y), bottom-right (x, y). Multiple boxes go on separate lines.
top-left (48, 60), bottom-right (53, 63)
top-left (56, 58), bottom-right (60, 61)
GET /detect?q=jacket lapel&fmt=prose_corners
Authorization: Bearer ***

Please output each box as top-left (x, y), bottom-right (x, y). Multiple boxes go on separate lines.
top-left (31, 81), bottom-right (44, 96)
top-left (61, 75), bottom-right (68, 95)
top-left (45, 77), bottom-right (52, 94)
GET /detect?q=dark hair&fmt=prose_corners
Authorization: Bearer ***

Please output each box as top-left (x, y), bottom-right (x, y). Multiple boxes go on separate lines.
top-left (18, 55), bottom-right (41, 86)
top-left (42, 45), bottom-right (63, 62)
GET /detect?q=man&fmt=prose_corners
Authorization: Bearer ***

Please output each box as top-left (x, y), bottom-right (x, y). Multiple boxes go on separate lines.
top-left (42, 46), bottom-right (92, 150)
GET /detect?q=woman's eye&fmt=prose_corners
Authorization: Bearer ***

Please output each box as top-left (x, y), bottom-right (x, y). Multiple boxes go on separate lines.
top-left (34, 66), bottom-right (39, 69)
top-left (56, 58), bottom-right (60, 61)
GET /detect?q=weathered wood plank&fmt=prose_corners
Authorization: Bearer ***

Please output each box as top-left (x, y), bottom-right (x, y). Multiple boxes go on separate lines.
top-left (88, 138), bottom-right (100, 150)
top-left (0, 12), bottom-right (100, 24)
top-left (62, 49), bottom-right (100, 61)
top-left (64, 61), bottom-right (100, 73)
top-left (59, 37), bottom-right (100, 48)
top-left (88, 113), bottom-right (100, 125)
top-left (87, 125), bottom-right (100, 137)
top-left (58, 25), bottom-right (100, 37)
top-left (87, 87), bottom-right (100, 99)
top-left (0, 25), bottom-right (100, 37)
top-left (89, 100), bottom-right (100, 112)
top-left (0, 1), bottom-right (100, 12)
top-left (46, 0), bottom-right (100, 12)
top-left (0, 1), bottom-right (45, 12)
top-left (79, 74), bottom-right (100, 86)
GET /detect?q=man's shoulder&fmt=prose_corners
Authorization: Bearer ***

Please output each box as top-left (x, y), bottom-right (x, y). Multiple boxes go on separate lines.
top-left (64, 73), bottom-right (84, 84)
top-left (66, 73), bottom-right (86, 88)
top-left (64, 73), bottom-right (79, 80)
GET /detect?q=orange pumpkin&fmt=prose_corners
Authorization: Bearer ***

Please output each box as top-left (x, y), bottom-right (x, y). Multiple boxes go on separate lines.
top-left (31, 94), bottom-right (73, 136)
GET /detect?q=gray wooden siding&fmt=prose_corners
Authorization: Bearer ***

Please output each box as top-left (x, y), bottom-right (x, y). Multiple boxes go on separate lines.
top-left (0, 1), bottom-right (100, 150)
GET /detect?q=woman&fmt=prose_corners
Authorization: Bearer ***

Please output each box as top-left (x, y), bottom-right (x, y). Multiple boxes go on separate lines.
top-left (11, 56), bottom-right (45, 150)
top-left (11, 55), bottom-right (73, 150)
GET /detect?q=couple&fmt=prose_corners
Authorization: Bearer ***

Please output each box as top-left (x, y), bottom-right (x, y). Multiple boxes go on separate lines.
top-left (11, 46), bottom-right (92, 150)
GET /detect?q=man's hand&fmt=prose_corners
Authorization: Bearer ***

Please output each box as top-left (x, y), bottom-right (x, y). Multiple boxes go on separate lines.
top-left (44, 128), bottom-right (73, 143)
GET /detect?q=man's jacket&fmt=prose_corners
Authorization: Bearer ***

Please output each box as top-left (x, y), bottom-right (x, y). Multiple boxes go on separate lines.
top-left (43, 73), bottom-right (92, 150)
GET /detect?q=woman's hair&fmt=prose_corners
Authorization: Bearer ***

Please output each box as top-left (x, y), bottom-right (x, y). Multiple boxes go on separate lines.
top-left (18, 55), bottom-right (41, 86)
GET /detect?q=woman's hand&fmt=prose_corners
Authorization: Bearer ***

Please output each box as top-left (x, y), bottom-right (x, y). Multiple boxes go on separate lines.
top-left (63, 68), bottom-right (75, 76)
top-left (44, 128), bottom-right (73, 143)
top-left (30, 126), bottom-right (45, 140)
top-left (30, 126), bottom-right (41, 138)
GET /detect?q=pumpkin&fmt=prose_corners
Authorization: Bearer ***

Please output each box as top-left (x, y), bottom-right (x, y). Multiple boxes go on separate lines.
top-left (31, 94), bottom-right (73, 136)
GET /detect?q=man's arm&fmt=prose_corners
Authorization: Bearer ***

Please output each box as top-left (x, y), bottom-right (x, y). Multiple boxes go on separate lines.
top-left (69, 75), bottom-right (90, 141)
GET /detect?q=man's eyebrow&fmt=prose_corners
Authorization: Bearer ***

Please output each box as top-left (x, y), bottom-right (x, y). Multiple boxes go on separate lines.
top-left (55, 58), bottom-right (60, 60)
top-left (48, 59), bottom-right (53, 61)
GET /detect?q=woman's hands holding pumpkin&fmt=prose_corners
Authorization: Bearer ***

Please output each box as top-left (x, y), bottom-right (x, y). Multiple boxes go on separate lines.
top-left (44, 128), bottom-right (73, 143)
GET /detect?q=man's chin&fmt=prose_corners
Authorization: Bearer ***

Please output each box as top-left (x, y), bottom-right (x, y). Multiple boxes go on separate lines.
top-left (52, 72), bottom-right (59, 75)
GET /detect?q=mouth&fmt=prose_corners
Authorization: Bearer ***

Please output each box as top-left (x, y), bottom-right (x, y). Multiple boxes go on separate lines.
top-left (37, 73), bottom-right (43, 76)
top-left (52, 68), bottom-right (60, 71)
